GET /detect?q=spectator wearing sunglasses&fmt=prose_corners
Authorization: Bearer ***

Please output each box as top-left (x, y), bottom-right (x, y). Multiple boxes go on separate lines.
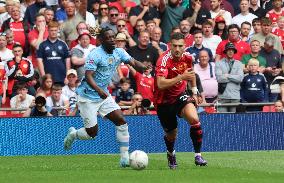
top-left (100, 6), bottom-right (120, 34)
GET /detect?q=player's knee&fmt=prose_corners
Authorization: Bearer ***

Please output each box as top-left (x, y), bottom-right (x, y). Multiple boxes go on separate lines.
top-left (166, 129), bottom-right (177, 142)
top-left (86, 125), bottom-right (98, 138)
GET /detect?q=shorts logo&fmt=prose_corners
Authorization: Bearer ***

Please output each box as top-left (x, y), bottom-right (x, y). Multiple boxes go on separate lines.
top-left (179, 94), bottom-right (189, 101)
top-left (109, 58), bottom-right (113, 64)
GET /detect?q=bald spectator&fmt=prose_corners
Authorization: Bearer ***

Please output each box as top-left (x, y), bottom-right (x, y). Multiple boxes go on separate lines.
top-left (150, 26), bottom-right (167, 55)
top-left (251, 17), bottom-right (283, 55)
top-left (60, 1), bottom-right (84, 47)
top-left (194, 50), bottom-right (218, 103)
top-left (215, 24), bottom-right (251, 61)
top-left (159, 0), bottom-right (185, 43)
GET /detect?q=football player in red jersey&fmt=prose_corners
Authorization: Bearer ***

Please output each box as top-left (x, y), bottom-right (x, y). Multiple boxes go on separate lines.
top-left (154, 32), bottom-right (207, 169)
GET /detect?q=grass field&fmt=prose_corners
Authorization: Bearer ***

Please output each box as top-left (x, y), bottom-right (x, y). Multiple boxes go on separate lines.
top-left (0, 151), bottom-right (283, 183)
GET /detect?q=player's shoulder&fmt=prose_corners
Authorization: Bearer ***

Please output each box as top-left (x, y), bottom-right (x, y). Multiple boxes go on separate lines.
top-left (157, 50), bottom-right (172, 65)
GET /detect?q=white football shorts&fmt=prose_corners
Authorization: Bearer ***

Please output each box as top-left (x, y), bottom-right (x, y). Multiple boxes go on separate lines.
top-left (77, 95), bottom-right (121, 128)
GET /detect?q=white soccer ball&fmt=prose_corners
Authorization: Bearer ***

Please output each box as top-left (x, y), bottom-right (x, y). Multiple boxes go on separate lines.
top-left (129, 150), bottom-right (148, 170)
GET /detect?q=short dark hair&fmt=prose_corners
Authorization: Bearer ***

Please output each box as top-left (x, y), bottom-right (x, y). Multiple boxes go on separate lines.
top-left (228, 24), bottom-right (240, 32)
top-left (171, 32), bottom-right (184, 40)
top-left (193, 29), bottom-right (203, 35)
top-left (12, 43), bottom-right (23, 50)
top-left (52, 83), bottom-right (62, 91)
top-left (252, 18), bottom-right (261, 25)
top-left (241, 21), bottom-right (251, 28)
top-left (120, 77), bottom-right (131, 84)
top-left (98, 27), bottom-right (114, 40)
top-left (202, 20), bottom-right (213, 27)
top-left (15, 82), bottom-right (27, 91)
top-left (261, 17), bottom-right (272, 25)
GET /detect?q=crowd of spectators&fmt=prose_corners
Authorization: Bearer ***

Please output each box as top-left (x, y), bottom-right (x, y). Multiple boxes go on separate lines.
top-left (0, 0), bottom-right (284, 117)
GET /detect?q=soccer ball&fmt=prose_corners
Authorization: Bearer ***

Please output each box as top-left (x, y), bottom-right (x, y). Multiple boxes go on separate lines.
top-left (129, 150), bottom-right (148, 170)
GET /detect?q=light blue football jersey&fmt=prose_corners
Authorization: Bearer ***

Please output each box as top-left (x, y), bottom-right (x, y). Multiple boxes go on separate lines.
top-left (76, 46), bottom-right (132, 101)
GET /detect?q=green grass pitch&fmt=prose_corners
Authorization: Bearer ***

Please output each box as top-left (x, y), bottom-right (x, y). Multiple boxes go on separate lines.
top-left (0, 151), bottom-right (283, 183)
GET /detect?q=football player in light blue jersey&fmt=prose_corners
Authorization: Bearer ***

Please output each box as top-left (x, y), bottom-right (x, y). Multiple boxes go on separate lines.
top-left (63, 28), bottom-right (149, 167)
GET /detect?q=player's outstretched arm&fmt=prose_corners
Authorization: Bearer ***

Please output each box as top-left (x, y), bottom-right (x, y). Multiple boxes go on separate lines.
top-left (85, 70), bottom-right (108, 99)
top-left (128, 59), bottom-right (148, 73)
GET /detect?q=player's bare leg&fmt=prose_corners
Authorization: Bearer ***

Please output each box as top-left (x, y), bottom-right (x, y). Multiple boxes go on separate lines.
top-left (106, 109), bottom-right (130, 167)
top-left (181, 103), bottom-right (207, 166)
top-left (164, 129), bottom-right (178, 169)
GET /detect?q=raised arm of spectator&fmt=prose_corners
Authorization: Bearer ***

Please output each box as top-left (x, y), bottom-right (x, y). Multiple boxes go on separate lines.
top-left (29, 23), bottom-right (46, 49)
top-left (159, 0), bottom-right (166, 13)
top-left (65, 57), bottom-right (71, 72)
top-left (127, 64), bottom-right (137, 76)
top-left (122, 30), bottom-right (137, 47)
top-left (186, 3), bottom-right (201, 27)
top-left (129, 6), bottom-right (149, 27)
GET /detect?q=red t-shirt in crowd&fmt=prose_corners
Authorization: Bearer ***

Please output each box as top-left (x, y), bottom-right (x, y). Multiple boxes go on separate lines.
top-left (272, 28), bottom-right (284, 49)
top-left (154, 50), bottom-right (193, 105)
top-left (28, 27), bottom-right (49, 68)
top-left (9, 21), bottom-right (27, 50)
top-left (266, 8), bottom-right (284, 27)
top-left (216, 39), bottom-right (251, 61)
top-left (134, 72), bottom-right (154, 102)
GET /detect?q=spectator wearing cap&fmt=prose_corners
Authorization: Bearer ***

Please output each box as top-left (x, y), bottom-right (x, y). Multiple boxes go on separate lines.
top-left (213, 15), bottom-right (228, 40)
top-left (251, 17), bottom-right (283, 55)
top-left (62, 69), bottom-right (78, 116)
top-left (115, 33), bottom-right (131, 79)
top-left (202, 20), bottom-right (222, 58)
top-left (115, 32), bottom-right (128, 49)
top-left (60, 1), bottom-right (84, 47)
top-left (209, 0), bottom-right (232, 26)
top-left (24, 0), bottom-right (48, 27)
top-left (10, 82), bottom-right (34, 114)
top-left (215, 24), bottom-right (251, 61)
top-left (215, 42), bottom-right (244, 112)
top-left (69, 21), bottom-right (97, 50)
top-left (232, 0), bottom-right (257, 36)
top-left (259, 35), bottom-right (282, 102)
top-left (28, 14), bottom-right (49, 68)
top-left (70, 30), bottom-right (96, 81)
top-left (37, 21), bottom-right (70, 86)
top-left (100, 6), bottom-right (120, 34)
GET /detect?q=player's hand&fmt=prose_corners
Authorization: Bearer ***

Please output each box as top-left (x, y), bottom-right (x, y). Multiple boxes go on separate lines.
top-left (1, 96), bottom-right (6, 104)
top-left (181, 69), bottom-right (195, 81)
top-left (192, 94), bottom-right (199, 106)
top-left (97, 88), bottom-right (108, 99)
top-left (143, 5), bottom-right (149, 12)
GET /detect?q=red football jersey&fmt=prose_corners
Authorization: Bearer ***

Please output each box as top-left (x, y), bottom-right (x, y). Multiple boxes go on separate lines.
top-left (272, 28), bottom-right (284, 49)
top-left (154, 50), bottom-right (193, 106)
top-left (266, 8), bottom-right (284, 27)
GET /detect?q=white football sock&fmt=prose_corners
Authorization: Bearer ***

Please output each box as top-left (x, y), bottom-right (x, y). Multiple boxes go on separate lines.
top-left (195, 153), bottom-right (202, 157)
top-left (116, 124), bottom-right (130, 157)
top-left (76, 128), bottom-right (93, 140)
